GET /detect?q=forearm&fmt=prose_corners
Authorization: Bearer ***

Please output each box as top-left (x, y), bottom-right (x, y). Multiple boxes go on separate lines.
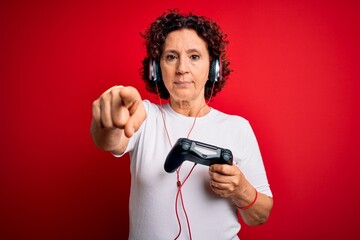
top-left (231, 184), bottom-right (273, 226)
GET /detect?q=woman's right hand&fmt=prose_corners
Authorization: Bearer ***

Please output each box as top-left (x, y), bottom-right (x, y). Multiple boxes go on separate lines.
top-left (90, 86), bottom-right (147, 154)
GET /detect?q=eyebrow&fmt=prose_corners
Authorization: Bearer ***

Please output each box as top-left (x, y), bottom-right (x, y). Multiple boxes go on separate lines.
top-left (162, 48), bottom-right (201, 55)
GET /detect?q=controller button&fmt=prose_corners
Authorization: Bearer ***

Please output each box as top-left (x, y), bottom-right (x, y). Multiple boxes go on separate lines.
top-left (182, 143), bottom-right (191, 151)
top-left (223, 154), bottom-right (230, 161)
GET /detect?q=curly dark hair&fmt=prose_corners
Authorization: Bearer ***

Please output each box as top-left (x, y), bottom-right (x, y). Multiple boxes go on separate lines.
top-left (140, 9), bottom-right (231, 100)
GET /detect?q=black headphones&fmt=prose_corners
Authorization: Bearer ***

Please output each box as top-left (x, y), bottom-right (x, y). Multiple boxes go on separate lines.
top-left (149, 58), bottom-right (221, 83)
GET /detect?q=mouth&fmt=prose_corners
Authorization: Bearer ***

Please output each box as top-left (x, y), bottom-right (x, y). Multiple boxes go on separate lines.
top-left (174, 81), bottom-right (192, 87)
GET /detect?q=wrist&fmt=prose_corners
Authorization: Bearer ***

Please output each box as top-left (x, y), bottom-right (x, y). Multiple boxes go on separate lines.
top-left (92, 126), bottom-right (123, 151)
top-left (232, 187), bottom-right (258, 210)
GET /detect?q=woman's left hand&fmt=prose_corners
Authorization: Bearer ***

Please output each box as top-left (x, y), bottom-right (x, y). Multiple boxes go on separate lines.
top-left (209, 164), bottom-right (273, 226)
top-left (208, 163), bottom-right (246, 199)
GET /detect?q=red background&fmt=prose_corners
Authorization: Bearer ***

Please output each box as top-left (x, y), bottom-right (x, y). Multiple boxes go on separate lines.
top-left (1, 0), bottom-right (359, 239)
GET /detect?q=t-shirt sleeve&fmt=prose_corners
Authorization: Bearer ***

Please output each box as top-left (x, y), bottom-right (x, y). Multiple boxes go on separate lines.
top-left (238, 121), bottom-right (273, 198)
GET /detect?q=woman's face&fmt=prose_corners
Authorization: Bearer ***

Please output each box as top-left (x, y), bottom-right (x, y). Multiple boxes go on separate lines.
top-left (160, 29), bottom-right (210, 103)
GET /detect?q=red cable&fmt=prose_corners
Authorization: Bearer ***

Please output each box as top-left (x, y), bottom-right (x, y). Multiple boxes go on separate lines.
top-left (156, 82), bottom-right (216, 240)
top-left (156, 84), bottom-right (173, 148)
top-left (174, 163), bottom-right (197, 240)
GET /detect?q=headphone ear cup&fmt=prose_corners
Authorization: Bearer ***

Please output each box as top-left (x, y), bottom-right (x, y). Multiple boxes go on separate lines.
top-left (149, 59), bottom-right (162, 82)
top-left (209, 58), bottom-right (221, 83)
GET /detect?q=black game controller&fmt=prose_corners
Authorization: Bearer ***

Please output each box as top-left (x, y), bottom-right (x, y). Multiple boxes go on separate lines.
top-left (164, 138), bottom-right (233, 173)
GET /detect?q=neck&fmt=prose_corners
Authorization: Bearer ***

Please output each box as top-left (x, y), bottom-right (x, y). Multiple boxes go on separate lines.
top-left (169, 99), bottom-right (210, 117)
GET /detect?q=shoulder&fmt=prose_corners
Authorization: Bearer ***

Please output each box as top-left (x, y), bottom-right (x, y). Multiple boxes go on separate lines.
top-left (211, 108), bottom-right (250, 127)
top-left (141, 100), bottom-right (159, 114)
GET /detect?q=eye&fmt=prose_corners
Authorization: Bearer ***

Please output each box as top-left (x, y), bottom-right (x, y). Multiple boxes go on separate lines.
top-left (190, 54), bottom-right (200, 60)
top-left (165, 54), bottom-right (177, 61)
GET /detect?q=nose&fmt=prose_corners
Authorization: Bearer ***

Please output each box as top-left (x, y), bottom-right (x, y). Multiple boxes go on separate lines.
top-left (176, 56), bottom-right (189, 75)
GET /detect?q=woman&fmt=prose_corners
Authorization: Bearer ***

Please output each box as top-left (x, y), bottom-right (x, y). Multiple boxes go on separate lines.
top-left (91, 10), bottom-right (273, 240)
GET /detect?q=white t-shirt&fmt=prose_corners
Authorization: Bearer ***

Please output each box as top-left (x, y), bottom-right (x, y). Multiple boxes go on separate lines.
top-left (117, 100), bottom-right (272, 240)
